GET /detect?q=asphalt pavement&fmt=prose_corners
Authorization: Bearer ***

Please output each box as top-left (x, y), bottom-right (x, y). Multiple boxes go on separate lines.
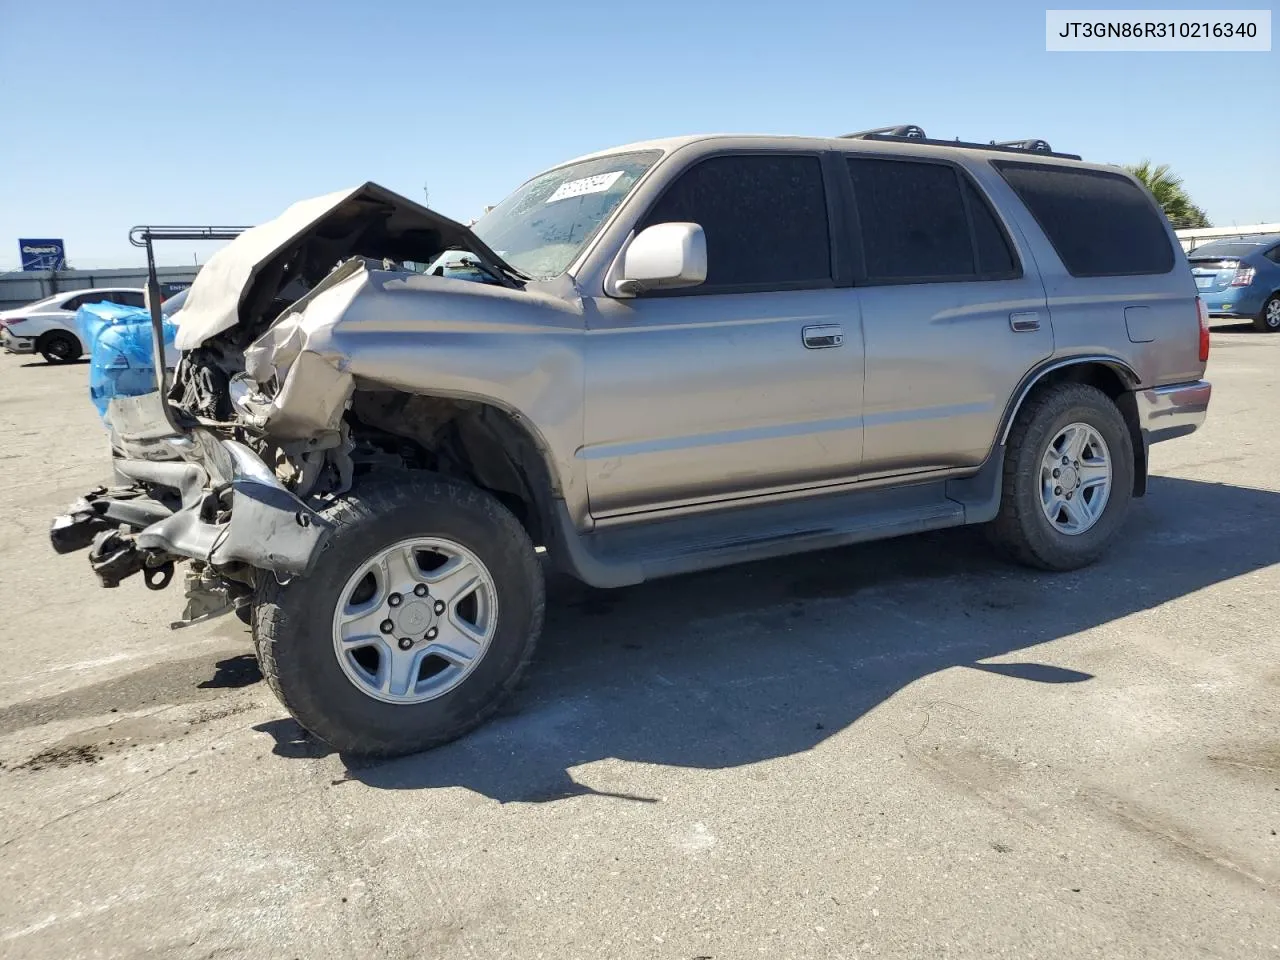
top-left (0, 327), bottom-right (1276, 959)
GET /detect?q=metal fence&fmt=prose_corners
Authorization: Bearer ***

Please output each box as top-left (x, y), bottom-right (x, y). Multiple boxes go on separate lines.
top-left (0, 265), bottom-right (199, 312)
top-left (1175, 223), bottom-right (1280, 252)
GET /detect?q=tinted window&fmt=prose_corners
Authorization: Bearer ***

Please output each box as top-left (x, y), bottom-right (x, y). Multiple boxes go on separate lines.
top-left (114, 290), bottom-right (145, 307)
top-left (640, 154), bottom-right (831, 289)
top-left (846, 158), bottom-right (975, 281)
top-left (64, 291), bottom-right (112, 311)
top-left (964, 180), bottom-right (1017, 276)
top-left (1267, 246), bottom-right (1280, 265)
top-left (994, 161), bottom-right (1174, 277)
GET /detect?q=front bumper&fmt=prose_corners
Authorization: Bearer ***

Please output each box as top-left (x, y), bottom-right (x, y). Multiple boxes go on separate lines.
top-left (51, 429), bottom-right (333, 589)
top-left (1136, 380), bottom-right (1211, 444)
top-left (1, 328), bottom-right (34, 354)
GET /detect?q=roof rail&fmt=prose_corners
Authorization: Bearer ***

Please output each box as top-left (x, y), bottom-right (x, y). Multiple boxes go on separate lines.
top-left (837, 127), bottom-right (1082, 161)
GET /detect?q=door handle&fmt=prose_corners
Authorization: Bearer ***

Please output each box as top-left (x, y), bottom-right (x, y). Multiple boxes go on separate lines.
top-left (1009, 311), bottom-right (1041, 332)
top-left (802, 324), bottom-right (844, 349)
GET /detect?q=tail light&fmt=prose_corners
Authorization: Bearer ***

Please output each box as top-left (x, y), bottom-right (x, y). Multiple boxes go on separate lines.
top-left (1197, 297), bottom-right (1210, 363)
top-left (1230, 266), bottom-right (1256, 287)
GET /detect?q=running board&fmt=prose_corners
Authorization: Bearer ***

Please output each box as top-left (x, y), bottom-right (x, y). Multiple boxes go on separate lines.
top-left (553, 476), bottom-right (991, 589)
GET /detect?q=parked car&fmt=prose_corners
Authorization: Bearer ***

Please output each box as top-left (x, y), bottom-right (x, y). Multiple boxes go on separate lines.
top-left (50, 131), bottom-right (1211, 757)
top-left (1188, 234), bottom-right (1280, 332)
top-left (0, 287), bottom-right (146, 362)
top-left (423, 248), bottom-right (502, 284)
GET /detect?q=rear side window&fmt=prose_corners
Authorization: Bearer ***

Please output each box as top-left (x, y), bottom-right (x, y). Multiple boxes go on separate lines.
top-left (640, 154), bottom-right (831, 290)
top-left (963, 180), bottom-right (1017, 276)
top-left (845, 158), bottom-right (1019, 283)
top-left (994, 161), bottom-right (1174, 277)
top-left (114, 291), bottom-right (146, 307)
top-left (1267, 246), bottom-right (1280, 265)
top-left (64, 291), bottom-right (116, 311)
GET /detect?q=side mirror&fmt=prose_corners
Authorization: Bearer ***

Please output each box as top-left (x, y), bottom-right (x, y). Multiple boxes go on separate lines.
top-left (614, 222), bottom-right (707, 296)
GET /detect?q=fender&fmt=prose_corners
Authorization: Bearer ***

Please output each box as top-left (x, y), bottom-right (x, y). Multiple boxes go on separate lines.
top-left (997, 353), bottom-right (1141, 446)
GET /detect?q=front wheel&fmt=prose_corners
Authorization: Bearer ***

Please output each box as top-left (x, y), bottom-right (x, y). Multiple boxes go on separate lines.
top-left (1255, 294), bottom-right (1280, 333)
top-left (986, 383), bottom-right (1134, 571)
top-left (253, 475), bottom-right (544, 757)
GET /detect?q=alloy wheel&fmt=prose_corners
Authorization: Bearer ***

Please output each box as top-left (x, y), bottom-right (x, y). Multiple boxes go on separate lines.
top-left (1039, 422), bottom-right (1112, 535)
top-left (331, 537), bottom-right (498, 704)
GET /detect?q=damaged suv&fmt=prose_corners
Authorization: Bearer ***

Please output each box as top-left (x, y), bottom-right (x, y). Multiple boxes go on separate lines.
top-left (52, 130), bottom-right (1212, 756)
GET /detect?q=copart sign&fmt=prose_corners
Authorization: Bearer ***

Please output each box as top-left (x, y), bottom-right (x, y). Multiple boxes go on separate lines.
top-left (19, 239), bottom-right (66, 271)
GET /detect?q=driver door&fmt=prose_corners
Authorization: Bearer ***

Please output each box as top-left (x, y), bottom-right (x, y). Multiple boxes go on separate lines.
top-left (582, 152), bottom-right (865, 518)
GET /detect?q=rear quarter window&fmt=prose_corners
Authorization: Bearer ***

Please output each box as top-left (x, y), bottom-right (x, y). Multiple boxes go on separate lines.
top-left (993, 161), bottom-right (1175, 278)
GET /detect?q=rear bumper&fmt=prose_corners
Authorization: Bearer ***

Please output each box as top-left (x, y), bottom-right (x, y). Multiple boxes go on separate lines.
top-left (1200, 288), bottom-right (1265, 318)
top-left (1136, 380), bottom-right (1211, 444)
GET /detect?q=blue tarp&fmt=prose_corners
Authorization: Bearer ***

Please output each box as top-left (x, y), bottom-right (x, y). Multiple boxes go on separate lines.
top-left (76, 303), bottom-right (179, 418)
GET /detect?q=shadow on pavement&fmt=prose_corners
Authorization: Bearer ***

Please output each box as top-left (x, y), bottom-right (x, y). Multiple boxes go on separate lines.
top-left (1209, 322), bottom-right (1265, 335)
top-left (254, 475), bottom-right (1280, 803)
top-left (198, 654), bottom-right (262, 689)
top-left (961, 662), bottom-right (1093, 683)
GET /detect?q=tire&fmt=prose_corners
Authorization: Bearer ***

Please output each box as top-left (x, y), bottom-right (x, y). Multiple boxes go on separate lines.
top-left (253, 474), bottom-right (544, 757)
top-left (38, 331), bottom-right (81, 364)
top-left (1255, 293), bottom-right (1280, 333)
top-left (986, 383), bottom-right (1134, 572)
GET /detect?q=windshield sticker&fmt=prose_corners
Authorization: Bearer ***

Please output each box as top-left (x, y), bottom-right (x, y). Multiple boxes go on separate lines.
top-left (545, 171), bottom-right (625, 204)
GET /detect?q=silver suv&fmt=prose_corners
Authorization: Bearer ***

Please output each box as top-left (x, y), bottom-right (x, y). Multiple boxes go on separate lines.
top-left (51, 128), bottom-right (1212, 756)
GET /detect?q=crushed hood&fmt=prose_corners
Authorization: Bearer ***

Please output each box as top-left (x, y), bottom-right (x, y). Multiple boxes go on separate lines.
top-left (174, 182), bottom-right (514, 351)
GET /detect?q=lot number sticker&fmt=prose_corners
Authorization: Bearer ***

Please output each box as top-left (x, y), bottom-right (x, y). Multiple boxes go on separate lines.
top-left (546, 171), bottom-right (624, 203)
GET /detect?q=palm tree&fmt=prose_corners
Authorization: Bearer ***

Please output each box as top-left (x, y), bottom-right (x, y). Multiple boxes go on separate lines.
top-left (1125, 161), bottom-right (1212, 229)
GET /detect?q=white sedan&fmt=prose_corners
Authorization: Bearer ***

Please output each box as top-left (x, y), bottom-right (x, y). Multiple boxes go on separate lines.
top-left (0, 287), bottom-right (146, 363)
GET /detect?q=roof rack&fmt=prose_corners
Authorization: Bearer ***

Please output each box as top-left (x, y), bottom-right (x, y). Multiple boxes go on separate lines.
top-left (995, 139), bottom-right (1055, 153)
top-left (838, 125), bottom-right (1081, 161)
top-left (842, 124), bottom-right (929, 140)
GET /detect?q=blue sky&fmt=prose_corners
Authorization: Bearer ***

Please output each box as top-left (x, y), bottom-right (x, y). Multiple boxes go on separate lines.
top-left (1, 0), bottom-right (1275, 268)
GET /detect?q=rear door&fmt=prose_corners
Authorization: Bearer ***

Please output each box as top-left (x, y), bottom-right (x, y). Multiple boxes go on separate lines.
top-left (993, 160), bottom-right (1202, 386)
top-left (842, 155), bottom-right (1052, 478)
top-left (583, 152), bottom-right (865, 517)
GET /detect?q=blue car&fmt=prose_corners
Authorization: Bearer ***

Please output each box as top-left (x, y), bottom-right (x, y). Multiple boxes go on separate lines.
top-left (1188, 234), bottom-right (1280, 332)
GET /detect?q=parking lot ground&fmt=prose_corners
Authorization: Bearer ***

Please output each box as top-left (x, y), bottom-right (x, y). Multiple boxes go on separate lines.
top-left (0, 328), bottom-right (1277, 959)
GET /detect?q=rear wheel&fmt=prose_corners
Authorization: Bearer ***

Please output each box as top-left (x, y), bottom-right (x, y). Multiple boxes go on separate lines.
top-left (253, 475), bottom-right (544, 757)
top-left (987, 383), bottom-right (1134, 571)
top-left (1255, 294), bottom-right (1280, 333)
top-left (38, 331), bottom-right (81, 363)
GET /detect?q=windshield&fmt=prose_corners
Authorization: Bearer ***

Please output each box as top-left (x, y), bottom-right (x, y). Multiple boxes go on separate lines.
top-left (471, 150), bottom-right (661, 280)
top-left (1188, 240), bottom-right (1265, 259)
